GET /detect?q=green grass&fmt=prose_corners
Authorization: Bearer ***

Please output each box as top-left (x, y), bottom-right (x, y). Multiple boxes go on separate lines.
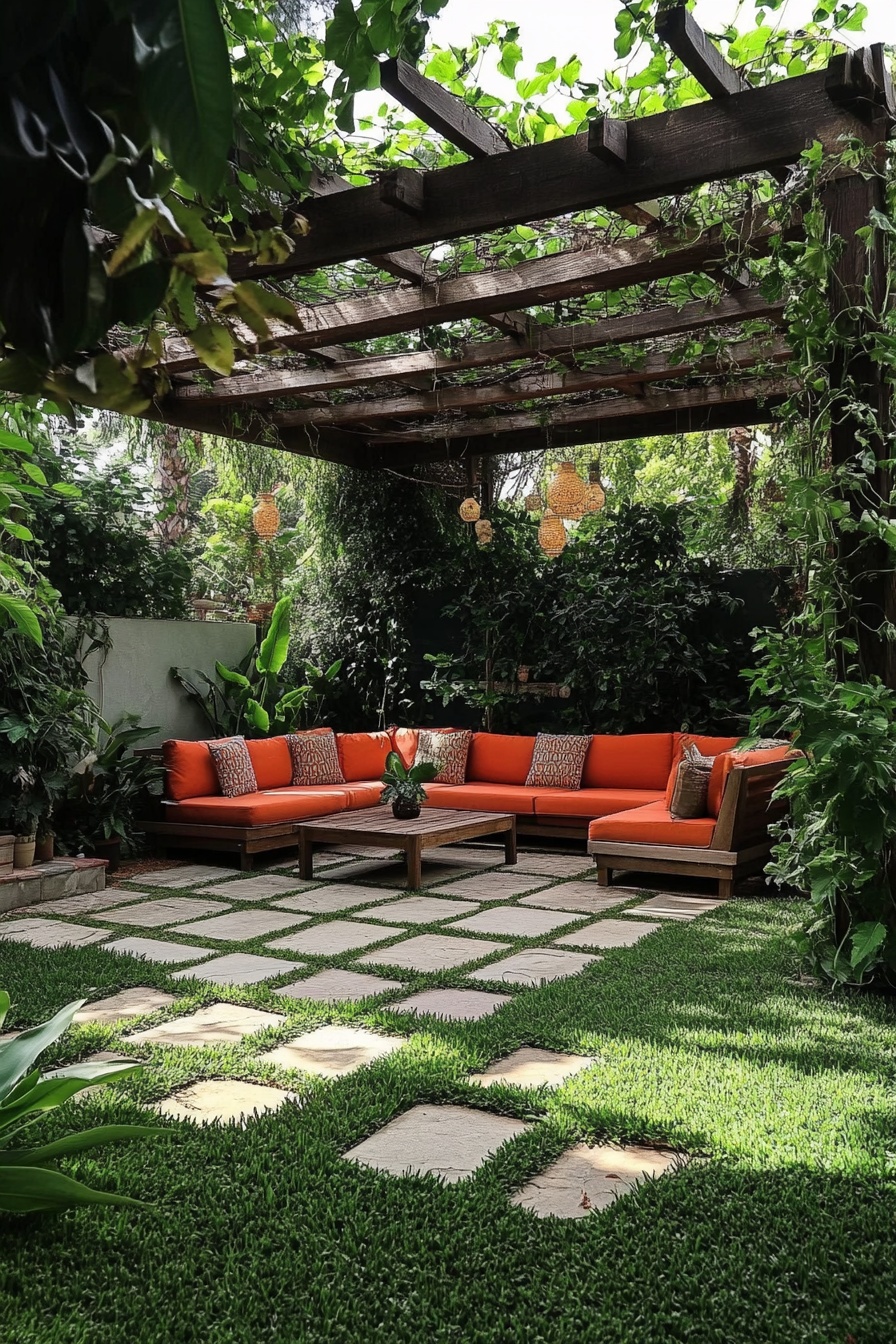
top-left (1, 871), bottom-right (895, 1343)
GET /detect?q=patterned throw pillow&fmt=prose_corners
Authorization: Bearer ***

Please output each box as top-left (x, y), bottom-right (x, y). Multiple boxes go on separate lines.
top-left (669, 743), bottom-right (713, 819)
top-left (413, 729), bottom-right (472, 785)
top-left (286, 729), bottom-right (345, 786)
top-left (207, 736), bottom-right (258, 798)
top-left (525, 733), bottom-right (590, 789)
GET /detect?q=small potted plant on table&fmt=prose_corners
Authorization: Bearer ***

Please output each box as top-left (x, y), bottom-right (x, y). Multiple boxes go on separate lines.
top-left (380, 751), bottom-right (438, 821)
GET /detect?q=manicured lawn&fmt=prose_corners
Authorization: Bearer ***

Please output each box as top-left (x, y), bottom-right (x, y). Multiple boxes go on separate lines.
top-left (1, 869), bottom-right (895, 1343)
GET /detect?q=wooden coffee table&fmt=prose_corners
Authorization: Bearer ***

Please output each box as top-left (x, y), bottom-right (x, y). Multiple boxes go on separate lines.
top-left (296, 807), bottom-right (517, 889)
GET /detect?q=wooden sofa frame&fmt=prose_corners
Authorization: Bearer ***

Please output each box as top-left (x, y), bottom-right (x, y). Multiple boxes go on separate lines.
top-left (588, 759), bottom-right (789, 899)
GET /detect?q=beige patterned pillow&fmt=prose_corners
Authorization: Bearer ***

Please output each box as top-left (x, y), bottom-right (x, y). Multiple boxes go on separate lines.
top-left (525, 733), bottom-right (590, 789)
top-left (669, 744), bottom-right (713, 818)
top-left (413, 729), bottom-right (472, 785)
top-left (207, 737), bottom-right (258, 798)
top-left (286, 729), bottom-right (345, 786)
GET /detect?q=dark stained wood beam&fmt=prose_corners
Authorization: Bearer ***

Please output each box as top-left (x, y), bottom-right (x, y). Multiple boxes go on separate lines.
top-left (168, 289), bottom-right (785, 406)
top-left (587, 117), bottom-right (629, 167)
top-left (379, 57), bottom-right (512, 158)
top-left (306, 170), bottom-right (424, 282)
top-left (227, 69), bottom-right (862, 278)
top-left (271, 335), bottom-right (791, 428)
top-left (153, 211), bottom-right (794, 374)
top-left (656, 6), bottom-right (750, 98)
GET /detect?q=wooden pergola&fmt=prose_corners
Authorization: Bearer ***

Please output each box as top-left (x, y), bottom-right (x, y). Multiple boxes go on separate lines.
top-left (138, 7), bottom-right (894, 497)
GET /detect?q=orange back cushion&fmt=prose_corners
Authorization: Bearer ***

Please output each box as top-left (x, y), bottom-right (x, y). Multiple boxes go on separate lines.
top-left (665, 733), bottom-right (742, 807)
top-left (583, 734), bottom-right (674, 790)
top-left (707, 744), bottom-right (796, 816)
top-left (163, 739), bottom-right (220, 801)
top-left (467, 733), bottom-right (536, 785)
top-left (390, 727), bottom-right (418, 769)
top-left (336, 731), bottom-right (392, 781)
top-left (246, 736), bottom-right (292, 790)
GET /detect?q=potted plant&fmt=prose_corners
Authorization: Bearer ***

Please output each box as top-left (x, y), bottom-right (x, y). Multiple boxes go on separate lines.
top-left (10, 772), bottom-right (41, 869)
top-left (380, 751), bottom-right (438, 821)
top-left (67, 716), bottom-right (163, 871)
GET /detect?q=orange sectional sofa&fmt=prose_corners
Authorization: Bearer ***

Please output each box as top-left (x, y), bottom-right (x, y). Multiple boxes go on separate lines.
top-left (141, 728), bottom-right (792, 878)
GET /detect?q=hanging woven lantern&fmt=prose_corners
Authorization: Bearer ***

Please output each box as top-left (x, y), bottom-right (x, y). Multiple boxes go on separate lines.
top-left (459, 496), bottom-right (481, 523)
top-left (538, 509), bottom-right (567, 557)
top-left (546, 462), bottom-right (586, 520)
top-left (584, 463), bottom-right (606, 514)
top-left (474, 518), bottom-right (493, 545)
top-left (524, 491), bottom-right (543, 513)
top-left (252, 492), bottom-right (280, 540)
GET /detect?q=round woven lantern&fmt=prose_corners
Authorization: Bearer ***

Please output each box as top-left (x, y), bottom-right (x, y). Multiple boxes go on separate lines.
top-left (524, 491), bottom-right (543, 513)
top-left (252, 492), bottom-right (280, 540)
top-left (474, 518), bottom-right (493, 545)
top-left (546, 462), bottom-right (586, 520)
top-left (459, 497), bottom-right (481, 523)
top-left (538, 509), bottom-right (567, 557)
top-left (584, 464), bottom-right (606, 514)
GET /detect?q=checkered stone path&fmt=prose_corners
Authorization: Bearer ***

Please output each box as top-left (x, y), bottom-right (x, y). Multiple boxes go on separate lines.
top-left (468, 948), bottom-right (599, 987)
top-left (423, 846), bottom-right (503, 868)
top-left (625, 894), bottom-right (726, 920)
top-left (128, 1002), bottom-right (283, 1046)
top-left (174, 910), bottom-right (308, 942)
top-left (201, 875), bottom-right (316, 902)
top-left (105, 936), bottom-right (216, 964)
top-left (511, 1142), bottom-right (683, 1218)
top-left (0, 918), bottom-right (110, 949)
top-left (357, 933), bottom-right (508, 974)
top-left (268, 920), bottom-right (405, 957)
top-left (277, 968), bottom-right (403, 1003)
top-left (343, 1104), bottom-right (531, 1183)
top-left (446, 907), bottom-right (580, 939)
top-left (430, 871), bottom-right (552, 901)
top-left (262, 1024), bottom-right (407, 1079)
top-left (156, 1080), bottom-right (297, 1126)
top-left (30, 891), bottom-right (143, 917)
top-left (470, 1047), bottom-right (594, 1090)
top-left (385, 988), bottom-right (511, 1021)
top-left (519, 883), bottom-right (630, 915)
top-left (554, 918), bottom-right (662, 950)
top-left (126, 865), bottom-right (239, 888)
top-left (100, 896), bottom-right (231, 928)
top-left (272, 885), bottom-right (399, 916)
top-left (502, 853), bottom-right (593, 879)
top-left (172, 953), bottom-right (301, 986)
top-left (73, 988), bottom-right (177, 1025)
top-left (338, 860), bottom-right (494, 889)
top-left (363, 895), bottom-right (481, 925)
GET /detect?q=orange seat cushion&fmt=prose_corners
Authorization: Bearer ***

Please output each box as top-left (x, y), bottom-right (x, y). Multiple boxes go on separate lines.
top-left (337, 731), bottom-right (392, 782)
top-left (533, 788), bottom-right (663, 818)
top-left (162, 789), bottom-right (349, 827)
top-left (424, 783), bottom-right (539, 815)
top-left (707, 745), bottom-right (796, 816)
top-left (163, 739), bottom-right (220, 801)
top-left (582, 734), bottom-right (673, 790)
top-left (467, 733), bottom-right (536, 785)
top-left (246, 737), bottom-right (293, 790)
top-left (588, 801), bottom-right (716, 848)
top-left (664, 733), bottom-right (742, 807)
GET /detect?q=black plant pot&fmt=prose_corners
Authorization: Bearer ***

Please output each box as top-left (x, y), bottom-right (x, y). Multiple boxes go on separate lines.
top-left (391, 799), bottom-right (421, 821)
top-left (92, 837), bottom-right (122, 873)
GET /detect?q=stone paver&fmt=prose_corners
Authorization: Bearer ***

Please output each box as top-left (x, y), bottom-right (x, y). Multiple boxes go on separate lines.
top-left (357, 933), bottom-right (508, 973)
top-left (511, 1142), bottom-right (682, 1217)
top-left (314, 857), bottom-right (398, 880)
top-left (73, 987), bottom-right (177, 1025)
top-left (625, 894), bottom-right (726, 921)
top-left (318, 844), bottom-right (400, 860)
top-left (322, 859), bottom-right (487, 889)
top-left (277, 968), bottom-right (403, 1003)
top-left (429, 872), bottom-right (552, 901)
top-left (128, 1002), bottom-right (283, 1046)
top-left (100, 896), bottom-right (231, 928)
top-left (267, 920), bottom-right (403, 956)
top-left (385, 988), bottom-right (511, 1021)
top-left (426, 846), bottom-right (504, 868)
top-left (156, 1079), bottom-right (297, 1126)
top-left (30, 892), bottom-right (141, 917)
top-left (470, 1047), bottom-right (594, 1090)
top-left (0, 918), bottom-right (110, 949)
top-left (262, 1024), bottom-right (406, 1078)
top-left (272, 885), bottom-right (395, 916)
top-left (468, 948), bottom-right (599, 987)
top-left (343, 1104), bottom-right (531, 1183)
top-left (519, 882), bottom-right (630, 915)
top-left (554, 918), bottom-right (662, 950)
top-left (105, 936), bottom-right (216, 964)
top-left (128, 865), bottom-right (239, 888)
top-left (174, 910), bottom-right (308, 942)
top-left (502, 853), bottom-right (592, 878)
top-left (364, 895), bottom-right (481, 925)
top-left (172, 953), bottom-right (300, 986)
top-left (201, 875), bottom-right (315, 902)
top-left (446, 907), bottom-right (580, 939)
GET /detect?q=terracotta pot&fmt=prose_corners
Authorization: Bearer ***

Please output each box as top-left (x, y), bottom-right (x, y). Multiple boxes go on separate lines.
top-left (34, 833), bottom-right (55, 863)
top-left (13, 835), bottom-right (36, 869)
top-left (391, 799), bottom-right (421, 821)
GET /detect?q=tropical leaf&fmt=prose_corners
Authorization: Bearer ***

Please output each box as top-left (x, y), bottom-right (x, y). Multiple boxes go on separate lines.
top-left (214, 660), bottom-right (251, 689)
top-left (257, 596), bottom-right (293, 676)
top-left (0, 595), bottom-right (43, 646)
top-left (0, 1166), bottom-right (143, 1213)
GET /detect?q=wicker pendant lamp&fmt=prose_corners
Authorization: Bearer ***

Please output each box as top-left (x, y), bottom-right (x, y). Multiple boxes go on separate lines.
top-left (524, 491), bottom-right (543, 512)
top-left (459, 496), bottom-right (481, 522)
top-left (538, 508), bottom-right (567, 557)
top-left (546, 462), bottom-right (586, 520)
top-left (474, 518), bottom-right (494, 545)
top-left (584, 463), bottom-right (606, 514)
top-left (252, 492), bottom-right (280, 539)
